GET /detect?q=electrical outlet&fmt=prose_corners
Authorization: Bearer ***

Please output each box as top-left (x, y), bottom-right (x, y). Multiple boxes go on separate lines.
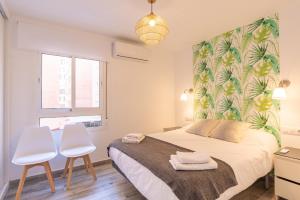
top-left (282, 129), bottom-right (300, 135)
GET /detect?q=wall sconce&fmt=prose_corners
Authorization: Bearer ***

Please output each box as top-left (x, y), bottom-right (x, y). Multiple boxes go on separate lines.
top-left (272, 79), bottom-right (291, 100)
top-left (180, 88), bottom-right (193, 101)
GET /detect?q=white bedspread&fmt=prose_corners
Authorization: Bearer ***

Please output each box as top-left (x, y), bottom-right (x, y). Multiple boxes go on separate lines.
top-left (109, 127), bottom-right (278, 200)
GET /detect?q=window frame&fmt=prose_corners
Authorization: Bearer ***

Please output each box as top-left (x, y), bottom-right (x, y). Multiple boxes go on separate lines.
top-left (38, 52), bottom-right (107, 126)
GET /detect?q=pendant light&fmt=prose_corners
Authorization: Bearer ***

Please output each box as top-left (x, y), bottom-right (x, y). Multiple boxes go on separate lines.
top-left (135, 0), bottom-right (169, 45)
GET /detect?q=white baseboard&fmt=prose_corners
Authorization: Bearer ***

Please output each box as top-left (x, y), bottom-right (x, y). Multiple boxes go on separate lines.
top-left (0, 182), bottom-right (9, 200)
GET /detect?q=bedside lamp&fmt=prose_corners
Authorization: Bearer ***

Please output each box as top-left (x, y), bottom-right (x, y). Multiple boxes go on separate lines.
top-left (180, 88), bottom-right (193, 102)
top-left (272, 88), bottom-right (286, 100)
top-left (272, 79), bottom-right (290, 100)
top-left (180, 93), bottom-right (188, 101)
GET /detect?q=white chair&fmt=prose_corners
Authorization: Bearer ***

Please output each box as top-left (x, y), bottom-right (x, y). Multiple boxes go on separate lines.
top-left (60, 123), bottom-right (97, 189)
top-left (12, 126), bottom-right (57, 200)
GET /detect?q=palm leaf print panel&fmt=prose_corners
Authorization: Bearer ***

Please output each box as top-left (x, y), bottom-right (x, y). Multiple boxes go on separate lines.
top-left (193, 14), bottom-right (280, 145)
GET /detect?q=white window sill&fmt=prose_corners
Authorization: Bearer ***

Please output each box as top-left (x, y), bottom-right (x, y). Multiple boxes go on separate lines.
top-left (50, 122), bottom-right (107, 134)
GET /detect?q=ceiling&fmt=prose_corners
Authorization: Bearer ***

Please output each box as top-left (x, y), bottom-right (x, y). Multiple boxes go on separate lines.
top-left (7, 0), bottom-right (285, 52)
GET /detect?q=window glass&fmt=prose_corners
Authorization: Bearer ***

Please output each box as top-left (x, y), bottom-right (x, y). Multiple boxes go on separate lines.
top-left (42, 54), bottom-right (72, 108)
top-left (75, 58), bottom-right (100, 108)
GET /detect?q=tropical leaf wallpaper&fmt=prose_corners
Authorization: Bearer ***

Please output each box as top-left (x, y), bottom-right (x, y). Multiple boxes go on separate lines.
top-left (193, 14), bottom-right (281, 145)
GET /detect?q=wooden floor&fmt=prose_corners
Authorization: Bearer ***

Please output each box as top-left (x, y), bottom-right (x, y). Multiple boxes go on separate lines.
top-left (5, 162), bottom-right (276, 200)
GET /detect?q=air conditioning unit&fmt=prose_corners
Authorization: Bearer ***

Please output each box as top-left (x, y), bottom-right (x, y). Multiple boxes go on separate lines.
top-left (112, 41), bottom-right (149, 62)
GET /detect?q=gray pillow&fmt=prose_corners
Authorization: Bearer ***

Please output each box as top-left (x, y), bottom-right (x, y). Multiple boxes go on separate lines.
top-left (210, 120), bottom-right (249, 143)
top-left (186, 119), bottom-right (220, 137)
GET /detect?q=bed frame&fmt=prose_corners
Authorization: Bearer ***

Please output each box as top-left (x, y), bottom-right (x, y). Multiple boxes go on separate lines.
top-left (264, 171), bottom-right (273, 189)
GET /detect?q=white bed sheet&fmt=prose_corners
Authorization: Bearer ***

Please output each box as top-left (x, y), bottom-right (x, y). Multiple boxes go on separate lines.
top-left (109, 128), bottom-right (278, 200)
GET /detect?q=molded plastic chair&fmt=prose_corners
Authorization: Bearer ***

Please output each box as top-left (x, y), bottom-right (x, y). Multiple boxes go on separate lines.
top-left (12, 126), bottom-right (57, 200)
top-left (60, 123), bottom-right (97, 189)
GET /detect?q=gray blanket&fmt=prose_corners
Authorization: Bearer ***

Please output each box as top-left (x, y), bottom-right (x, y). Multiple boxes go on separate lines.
top-left (108, 136), bottom-right (237, 200)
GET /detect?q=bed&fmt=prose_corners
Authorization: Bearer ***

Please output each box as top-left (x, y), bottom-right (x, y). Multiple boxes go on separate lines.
top-left (108, 125), bottom-right (278, 200)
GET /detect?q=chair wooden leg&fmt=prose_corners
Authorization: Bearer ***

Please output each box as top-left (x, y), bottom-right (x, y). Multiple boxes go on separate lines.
top-left (62, 158), bottom-right (70, 177)
top-left (16, 166), bottom-right (29, 200)
top-left (86, 154), bottom-right (97, 181)
top-left (43, 161), bottom-right (55, 192)
top-left (83, 156), bottom-right (89, 173)
top-left (66, 158), bottom-right (74, 190)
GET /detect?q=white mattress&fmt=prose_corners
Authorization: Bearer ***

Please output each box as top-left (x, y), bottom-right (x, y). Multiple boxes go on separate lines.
top-left (109, 127), bottom-right (278, 200)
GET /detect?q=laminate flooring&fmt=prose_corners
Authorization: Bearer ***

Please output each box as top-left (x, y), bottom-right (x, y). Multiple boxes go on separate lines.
top-left (5, 162), bottom-right (276, 200)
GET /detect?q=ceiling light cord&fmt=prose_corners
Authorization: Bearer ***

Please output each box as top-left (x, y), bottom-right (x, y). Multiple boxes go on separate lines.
top-left (148, 0), bottom-right (156, 14)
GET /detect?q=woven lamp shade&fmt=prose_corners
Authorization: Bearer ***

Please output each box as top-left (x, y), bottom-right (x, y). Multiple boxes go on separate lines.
top-left (135, 13), bottom-right (169, 45)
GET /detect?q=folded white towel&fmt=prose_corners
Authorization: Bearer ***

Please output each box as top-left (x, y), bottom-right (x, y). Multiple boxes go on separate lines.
top-left (126, 133), bottom-right (144, 140)
top-left (176, 151), bottom-right (210, 164)
top-left (169, 155), bottom-right (218, 171)
top-left (122, 135), bottom-right (145, 144)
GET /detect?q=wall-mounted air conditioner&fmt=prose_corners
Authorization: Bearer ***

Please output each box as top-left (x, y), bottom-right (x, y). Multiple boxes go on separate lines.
top-left (112, 41), bottom-right (149, 62)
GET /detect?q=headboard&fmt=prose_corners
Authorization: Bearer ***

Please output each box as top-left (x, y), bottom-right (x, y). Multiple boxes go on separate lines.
top-left (192, 14), bottom-right (281, 144)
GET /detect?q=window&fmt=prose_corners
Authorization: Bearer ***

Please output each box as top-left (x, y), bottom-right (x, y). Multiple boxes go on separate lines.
top-left (40, 53), bottom-right (105, 130)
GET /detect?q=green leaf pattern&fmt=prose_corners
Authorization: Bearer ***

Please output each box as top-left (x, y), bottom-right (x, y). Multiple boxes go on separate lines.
top-left (193, 15), bottom-right (281, 145)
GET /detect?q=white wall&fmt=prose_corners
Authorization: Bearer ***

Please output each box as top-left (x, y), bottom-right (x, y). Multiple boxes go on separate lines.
top-left (6, 18), bottom-right (175, 180)
top-left (174, 1), bottom-right (300, 148)
top-left (0, 11), bottom-right (5, 195)
top-left (278, 1), bottom-right (300, 147)
top-left (174, 47), bottom-right (193, 125)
